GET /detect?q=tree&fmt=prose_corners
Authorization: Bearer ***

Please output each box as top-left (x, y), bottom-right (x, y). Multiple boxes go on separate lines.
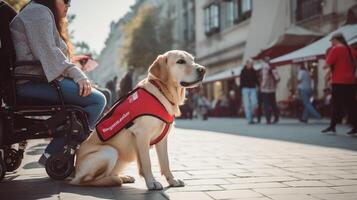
top-left (121, 5), bottom-right (173, 73)
top-left (74, 41), bottom-right (98, 58)
top-left (4, 0), bottom-right (29, 11)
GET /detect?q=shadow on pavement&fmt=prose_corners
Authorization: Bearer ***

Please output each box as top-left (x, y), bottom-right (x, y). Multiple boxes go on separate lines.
top-left (176, 118), bottom-right (357, 151)
top-left (23, 161), bottom-right (43, 169)
top-left (0, 176), bottom-right (169, 200)
top-left (0, 177), bottom-right (59, 200)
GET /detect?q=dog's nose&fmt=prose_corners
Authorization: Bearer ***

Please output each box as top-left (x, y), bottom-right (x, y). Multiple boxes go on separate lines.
top-left (197, 67), bottom-right (206, 76)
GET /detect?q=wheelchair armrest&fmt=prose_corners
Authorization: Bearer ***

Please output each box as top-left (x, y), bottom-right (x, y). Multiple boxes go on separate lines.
top-left (13, 74), bottom-right (47, 82)
top-left (14, 60), bottom-right (42, 67)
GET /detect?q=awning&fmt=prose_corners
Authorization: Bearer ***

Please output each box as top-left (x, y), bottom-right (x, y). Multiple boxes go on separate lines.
top-left (203, 67), bottom-right (242, 83)
top-left (271, 24), bottom-right (357, 66)
top-left (203, 63), bottom-right (263, 84)
top-left (254, 26), bottom-right (323, 60)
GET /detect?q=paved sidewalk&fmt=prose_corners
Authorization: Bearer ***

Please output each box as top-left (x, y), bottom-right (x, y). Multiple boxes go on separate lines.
top-left (1, 118), bottom-right (357, 200)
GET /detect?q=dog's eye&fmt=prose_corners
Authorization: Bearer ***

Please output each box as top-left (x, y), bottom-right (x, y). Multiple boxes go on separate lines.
top-left (176, 59), bottom-right (186, 64)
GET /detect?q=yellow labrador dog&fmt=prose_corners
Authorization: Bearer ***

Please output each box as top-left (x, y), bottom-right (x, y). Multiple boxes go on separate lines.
top-left (70, 50), bottom-right (205, 190)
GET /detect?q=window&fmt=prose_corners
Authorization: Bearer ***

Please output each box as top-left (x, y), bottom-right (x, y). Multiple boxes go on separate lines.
top-left (204, 3), bottom-right (220, 36)
top-left (222, 0), bottom-right (235, 29)
top-left (241, 0), bottom-right (252, 13)
top-left (234, 0), bottom-right (252, 23)
top-left (295, 0), bottom-right (323, 22)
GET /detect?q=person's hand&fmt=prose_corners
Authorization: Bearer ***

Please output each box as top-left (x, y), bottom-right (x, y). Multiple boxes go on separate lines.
top-left (77, 79), bottom-right (92, 97)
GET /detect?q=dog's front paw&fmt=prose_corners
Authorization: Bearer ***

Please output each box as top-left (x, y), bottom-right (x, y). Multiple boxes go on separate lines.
top-left (168, 178), bottom-right (185, 187)
top-left (120, 175), bottom-right (135, 184)
top-left (147, 181), bottom-right (163, 190)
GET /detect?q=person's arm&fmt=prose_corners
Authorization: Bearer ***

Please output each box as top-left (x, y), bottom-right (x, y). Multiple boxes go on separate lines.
top-left (297, 70), bottom-right (302, 84)
top-left (271, 67), bottom-right (280, 82)
top-left (254, 70), bottom-right (259, 87)
top-left (21, 7), bottom-right (88, 83)
top-left (325, 47), bottom-right (337, 70)
top-left (239, 69), bottom-right (245, 86)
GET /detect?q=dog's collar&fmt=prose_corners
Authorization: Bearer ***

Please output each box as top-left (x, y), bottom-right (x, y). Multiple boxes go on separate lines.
top-left (149, 80), bottom-right (175, 106)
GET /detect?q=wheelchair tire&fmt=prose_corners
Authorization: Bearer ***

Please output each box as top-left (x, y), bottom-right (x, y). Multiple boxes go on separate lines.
top-left (4, 148), bottom-right (22, 172)
top-left (45, 153), bottom-right (74, 180)
top-left (0, 157), bottom-right (6, 181)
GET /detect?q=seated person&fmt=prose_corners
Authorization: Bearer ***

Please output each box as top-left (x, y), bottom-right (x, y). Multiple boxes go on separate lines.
top-left (10, 0), bottom-right (106, 165)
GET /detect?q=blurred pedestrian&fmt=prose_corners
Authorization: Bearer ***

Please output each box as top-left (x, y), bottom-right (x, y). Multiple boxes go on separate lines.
top-left (118, 67), bottom-right (134, 99)
top-left (322, 33), bottom-right (357, 135)
top-left (260, 57), bottom-right (280, 124)
top-left (197, 93), bottom-right (210, 120)
top-left (297, 65), bottom-right (322, 123)
top-left (256, 69), bottom-right (263, 123)
top-left (240, 59), bottom-right (259, 124)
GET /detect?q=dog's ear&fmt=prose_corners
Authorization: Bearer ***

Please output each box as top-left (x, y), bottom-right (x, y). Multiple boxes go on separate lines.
top-left (148, 55), bottom-right (169, 82)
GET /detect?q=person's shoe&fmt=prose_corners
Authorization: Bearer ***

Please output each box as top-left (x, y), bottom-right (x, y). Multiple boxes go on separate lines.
top-left (321, 126), bottom-right (336, 134)
top-left (38, 153), bottom-right (51, 167)
top-left (346, 129), bottom-right (357, 136)
top-left (299, 118), bottom-right (308, 123)
top-left (272, 118), bottom-right (279, 124)
top-left (248, 120), bottom-right (255, 125)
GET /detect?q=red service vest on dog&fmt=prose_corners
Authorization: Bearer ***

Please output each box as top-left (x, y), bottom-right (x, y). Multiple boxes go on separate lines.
top-left (96, 88), bottom-right (174, 145)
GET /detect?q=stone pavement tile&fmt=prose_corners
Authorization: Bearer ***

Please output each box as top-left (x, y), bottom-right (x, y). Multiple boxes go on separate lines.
top-left (228, 176), bottom-right (298, 184)
top-left (0, 177), bottom-right (59, 194)
top-left (185, 179), bottom-right (231, 186)
top-left (311, 193), bottom-right (357, 200)
top-left (187, 173), bottom-right (237, 180)
top-left (220, 182), bottom-right (288, 190)
top-left (322, 179), bottom-right (357, 186)
top-left (186, 169), bottom-right (248, 175)
top-left (250, 168), bottom-right (296, 176)
top-left (285, 168), bottom-right (350, 175)
top-left (253, 187), bottom-right (339, 195)
top-left (267, 194), bottom-right (319, 200)
top-left (0, 193), bottom-right (59, 200)
top-left (300, 170), bottom-right (351, 175)
top-left (321, 162), bottom-right (357, 167)
top-left (232, 172), bottom-right (274, 178)
top-left (271, 162), bottom-right (322, 168)
top-left (332, 185), bottom-right (357, 193)
top-left (283, 180), bottom-right (333, 187)
top-left (206, 189), bottom-right (263, 199)
top-left (290, 174), bottom-right (339, 180)
top-left (229, 198), bottom-right (272, 200)
top-left (166, 185), bottom-right (223, 192)
top-left (60, 192), bottom-right (115, 200)
top-left (167, 192), bottom-right (214, 200)
top-left (345, 169), bottom-right (357, 173)
top-left (111, 185), bottom-right (150, 195)
top-left (334, 174), bottom-right (357, 179)
top-left (112, 193), bottom-right (168, 200)
top-left (60, 185), bottom-right (116, 199)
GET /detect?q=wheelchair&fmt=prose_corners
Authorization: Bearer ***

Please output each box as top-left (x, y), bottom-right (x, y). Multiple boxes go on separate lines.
top-left (0, 2), bottom-right (90, 181)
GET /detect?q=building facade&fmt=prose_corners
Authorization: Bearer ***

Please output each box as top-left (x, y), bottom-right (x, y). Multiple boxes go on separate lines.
top-left (196, 0), bottom-right (356, 102)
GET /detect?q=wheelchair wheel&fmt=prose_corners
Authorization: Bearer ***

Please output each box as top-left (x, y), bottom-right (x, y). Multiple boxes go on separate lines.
top-left (0, 157), bottom-right (6, 181)
top-left (45, 153), bottom-right (74, 180)
top-left (5, 148), bottom-right (23, 172)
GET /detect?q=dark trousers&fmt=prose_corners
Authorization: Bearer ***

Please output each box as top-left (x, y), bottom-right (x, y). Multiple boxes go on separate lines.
top-left (256, 91), bottom-right (263, 122)
top-left (262, 92), bottom-right (279, 123)
top-left (330, 84), bottom-right (357, 129)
